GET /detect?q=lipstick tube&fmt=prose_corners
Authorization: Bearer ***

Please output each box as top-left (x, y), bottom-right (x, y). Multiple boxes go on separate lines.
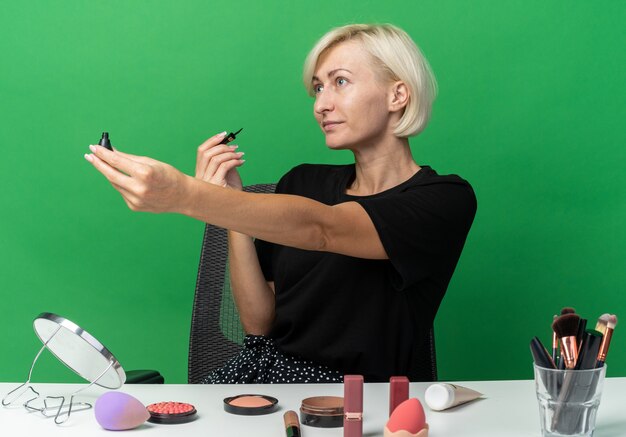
top-left (390, 376), bottom-right (409, 416)
top-left (344, 375), bottom-right (363, 437)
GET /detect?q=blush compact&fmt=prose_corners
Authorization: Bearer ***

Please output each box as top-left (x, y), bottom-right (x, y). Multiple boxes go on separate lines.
top-left (223, 394), bottom-right (279, 416)
top-left (300, 396), bottom-right (344, 428)
top-left (147, 401), bottom-right (197, 424)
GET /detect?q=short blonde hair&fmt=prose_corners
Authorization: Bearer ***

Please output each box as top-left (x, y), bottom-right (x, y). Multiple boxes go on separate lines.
top-left (303, 24), bottom-right (438, 138)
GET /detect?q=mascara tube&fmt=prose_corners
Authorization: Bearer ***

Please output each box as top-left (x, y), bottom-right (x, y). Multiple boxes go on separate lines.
top-left (98, 132), bottom-right (113, 150)
top-left (219, 128), bottom-right (243, 144)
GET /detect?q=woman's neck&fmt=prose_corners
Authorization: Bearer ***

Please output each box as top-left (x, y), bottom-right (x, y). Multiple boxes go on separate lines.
top-left (347, 137), bottom-right (421, 196)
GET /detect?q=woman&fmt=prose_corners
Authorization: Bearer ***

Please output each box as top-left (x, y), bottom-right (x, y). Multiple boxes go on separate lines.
top-left (86, 24), bottom-right (477, 383)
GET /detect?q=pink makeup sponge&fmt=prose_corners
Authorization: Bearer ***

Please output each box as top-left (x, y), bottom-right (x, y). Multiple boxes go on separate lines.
top-left (95, 391), bottom-right (150, 431)
top-left (384, 398), bottom-right (429, 437)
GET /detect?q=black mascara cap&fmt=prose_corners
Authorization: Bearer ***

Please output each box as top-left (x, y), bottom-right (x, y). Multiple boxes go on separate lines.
top-left (98, 132), bottom-right (113, 150)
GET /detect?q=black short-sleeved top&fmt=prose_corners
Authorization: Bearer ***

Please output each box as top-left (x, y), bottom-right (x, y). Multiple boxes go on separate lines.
top-left (254, 164), bottom-right (476, 382)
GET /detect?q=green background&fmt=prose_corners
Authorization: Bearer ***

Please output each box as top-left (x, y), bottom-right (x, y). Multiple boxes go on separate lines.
top-left (0, 1), bottom-right (623, 384)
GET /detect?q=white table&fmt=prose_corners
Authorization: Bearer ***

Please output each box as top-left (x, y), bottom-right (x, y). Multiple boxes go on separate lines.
top-left (1, 379), bottom-right (625, 436)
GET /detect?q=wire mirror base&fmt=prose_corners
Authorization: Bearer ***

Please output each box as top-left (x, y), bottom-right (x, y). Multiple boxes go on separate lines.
top-left (2, 324), bottom-right (115, 424)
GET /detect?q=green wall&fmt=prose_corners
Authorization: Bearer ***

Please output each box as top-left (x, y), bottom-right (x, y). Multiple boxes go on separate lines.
top-left (1, 1), bottom-right (624, 384)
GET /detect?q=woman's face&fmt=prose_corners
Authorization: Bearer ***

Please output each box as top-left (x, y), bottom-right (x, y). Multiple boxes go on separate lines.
top-left (312, 40), bottom-right (394, 150)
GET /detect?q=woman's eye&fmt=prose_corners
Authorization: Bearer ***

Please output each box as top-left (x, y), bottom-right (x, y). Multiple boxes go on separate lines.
top-left (313, 83), bottom-right (324, 94)
top-left (336, 77), bottom-right (347, 86)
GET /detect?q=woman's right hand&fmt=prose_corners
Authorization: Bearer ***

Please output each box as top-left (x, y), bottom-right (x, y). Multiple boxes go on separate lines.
top-left (195, 133), bottom-right (273, 333)
top-left (195, 132), bottom-right (245, 190)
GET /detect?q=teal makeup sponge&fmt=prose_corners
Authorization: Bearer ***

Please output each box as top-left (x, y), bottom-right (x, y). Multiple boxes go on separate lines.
top-left (95, 391), bottom-right (150, 430)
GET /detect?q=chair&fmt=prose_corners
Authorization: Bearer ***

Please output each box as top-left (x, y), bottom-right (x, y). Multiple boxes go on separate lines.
top-left (128, 182), bottom-right (437, 383)
top-left (188, 183), bottom-right (277, 383)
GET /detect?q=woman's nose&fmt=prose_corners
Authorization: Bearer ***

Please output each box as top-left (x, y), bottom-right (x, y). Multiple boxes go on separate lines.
top-left (314, 90), bottom-right (334, 114)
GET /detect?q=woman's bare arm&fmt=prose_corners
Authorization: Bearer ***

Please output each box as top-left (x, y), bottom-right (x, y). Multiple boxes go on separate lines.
top-left (86, 145), bottom-right (388, 260)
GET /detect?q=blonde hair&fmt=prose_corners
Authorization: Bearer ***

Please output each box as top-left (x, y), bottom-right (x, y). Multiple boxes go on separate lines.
top-left (303, 24), bottom-right (438, 137)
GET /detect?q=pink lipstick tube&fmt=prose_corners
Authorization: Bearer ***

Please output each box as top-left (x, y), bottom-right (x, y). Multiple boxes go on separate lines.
top-left (344, 375), bottom-right (363, 437)
top-left (390, 376), bottom-right (409, 416)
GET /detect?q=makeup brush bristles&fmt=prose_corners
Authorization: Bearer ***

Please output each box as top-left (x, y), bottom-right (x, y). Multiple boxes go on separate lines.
top-left (595, 314), bottom-right (611, 335)
top-left (560, 307), bottom-right (576, 315)
top-left (596, 314), bottom-right (618, 366)
top-left (552, 313), bottom-right (580, 338)
top-left (607, 314), bottom-right (618, 330)
top-left (553, 313), bottom-right (581, 369)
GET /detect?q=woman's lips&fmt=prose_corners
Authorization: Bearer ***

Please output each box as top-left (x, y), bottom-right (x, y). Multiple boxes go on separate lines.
top-left (322, 121), bottom-right (343, 132)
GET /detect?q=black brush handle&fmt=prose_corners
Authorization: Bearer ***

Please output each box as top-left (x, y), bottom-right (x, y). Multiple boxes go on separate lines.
top-left (552, 331), bottom-right (604, 434)
top-left (577, 318), bottom-right (587, 351)
top-left (558, 351), bottom-right (566, 370)
top-left (531, 336), bottom-right (559, 399)
top-left (576, 330), bottom-right (602, 370)
top-left (530, 337), bottom-right (557, 369)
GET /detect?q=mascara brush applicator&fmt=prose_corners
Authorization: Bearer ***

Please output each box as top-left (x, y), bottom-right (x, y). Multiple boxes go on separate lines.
top-left (552, 313), bottom-right (580, 369)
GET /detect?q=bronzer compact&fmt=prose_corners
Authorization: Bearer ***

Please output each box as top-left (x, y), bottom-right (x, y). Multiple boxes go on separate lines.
top-left (223, 394), bottom-right (279, 415)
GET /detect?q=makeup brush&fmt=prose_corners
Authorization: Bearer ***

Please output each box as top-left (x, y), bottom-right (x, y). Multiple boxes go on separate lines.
top-left (596, 315), bottom-right (618, 367)
top-left (575, 330), bottom-right (603, 370)
top-left (530, 337), bottom-right (557, 369)
top-left (552, 313), bottom-right (580, 369)
top-left (576, 318), bottom-right (587, 351)
top-left (595, 313), bottom-right (611, 336)
top-left (552, 315), bottom-right (559, 365)
top-left (557, 308), bottom-right (575, 369)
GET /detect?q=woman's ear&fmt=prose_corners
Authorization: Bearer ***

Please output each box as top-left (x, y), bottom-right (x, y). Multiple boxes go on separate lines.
top-left (388, 81), bottom-right (410, 113)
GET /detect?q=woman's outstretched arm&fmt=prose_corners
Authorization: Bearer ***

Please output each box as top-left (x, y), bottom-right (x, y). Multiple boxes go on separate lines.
top-left (85, 144), bottom-right (388, 260)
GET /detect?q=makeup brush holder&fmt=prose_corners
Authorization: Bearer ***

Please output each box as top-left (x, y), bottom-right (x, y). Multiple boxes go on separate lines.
top-left (533, 364), bottom-right (606, 437)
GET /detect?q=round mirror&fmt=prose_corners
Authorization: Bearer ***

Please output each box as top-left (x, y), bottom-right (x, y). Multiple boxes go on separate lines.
top-left (33, 313), bottom-right (126, 389)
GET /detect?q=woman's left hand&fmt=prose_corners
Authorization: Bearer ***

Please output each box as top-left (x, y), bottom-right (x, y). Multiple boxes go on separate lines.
top-left (195, 132), bottom-right (245, 190)
top-left (85, 145), bottom-right (191, 213)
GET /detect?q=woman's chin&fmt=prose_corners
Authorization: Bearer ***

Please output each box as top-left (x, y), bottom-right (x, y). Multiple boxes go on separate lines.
top-left (326, 144), bottom-right (351, 152)
top-left (324, 138), bottom-right (351, 150)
